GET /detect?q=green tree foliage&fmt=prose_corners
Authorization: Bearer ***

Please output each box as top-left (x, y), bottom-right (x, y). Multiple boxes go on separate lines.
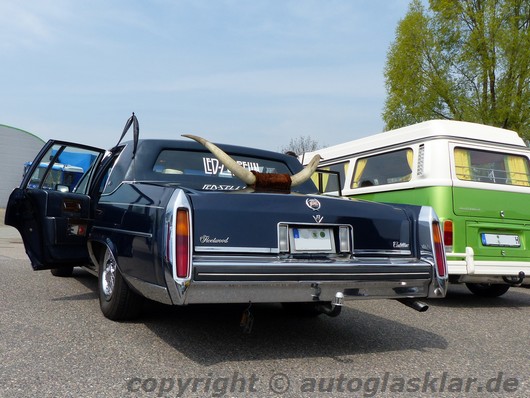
top-left (383, 0), bottom-right (530, 139)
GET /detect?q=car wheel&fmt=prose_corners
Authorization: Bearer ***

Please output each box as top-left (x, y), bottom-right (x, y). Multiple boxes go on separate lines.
top-left (50, 267), bottom-right (74, 277)
top-left (98, 247), bottom-right (144, 320)
top-left (465, 283), bottom-right (510, 297)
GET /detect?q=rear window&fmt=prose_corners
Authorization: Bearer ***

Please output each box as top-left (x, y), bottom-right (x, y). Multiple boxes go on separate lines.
top-left (152, 150), bottom-right (292, 188)
top-left (351, 149), bottom-right (413, 188)
top-left (454, 147), bottom-right (530, 186)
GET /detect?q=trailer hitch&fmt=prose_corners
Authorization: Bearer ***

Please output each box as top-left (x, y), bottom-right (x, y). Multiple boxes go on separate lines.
top-left (503, 271), bottom-right (526, 286)
top-left (316, 292), bottom-right (344, 317)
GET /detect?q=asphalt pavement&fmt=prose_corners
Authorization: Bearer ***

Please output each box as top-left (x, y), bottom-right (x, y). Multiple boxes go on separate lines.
top-left (0, 208), bottom-right (26, 260)
top-left (1, 207), bottom-right (529, 397)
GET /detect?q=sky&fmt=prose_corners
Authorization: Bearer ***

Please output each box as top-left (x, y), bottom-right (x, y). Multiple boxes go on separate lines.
top-left (0, 0), bottom-right (412, 152)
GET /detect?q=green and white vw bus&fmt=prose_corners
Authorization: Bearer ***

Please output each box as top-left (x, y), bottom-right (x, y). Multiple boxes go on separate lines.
top-left (304, 120), bottom-right (530, 297)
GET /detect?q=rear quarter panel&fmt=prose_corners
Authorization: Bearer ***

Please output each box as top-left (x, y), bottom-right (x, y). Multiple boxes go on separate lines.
top-left (92, 183), bottom-right (175, 286)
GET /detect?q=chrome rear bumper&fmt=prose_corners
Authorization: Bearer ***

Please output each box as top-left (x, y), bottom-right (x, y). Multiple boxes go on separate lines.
top-left (162, 257), bottom-right (446, 305)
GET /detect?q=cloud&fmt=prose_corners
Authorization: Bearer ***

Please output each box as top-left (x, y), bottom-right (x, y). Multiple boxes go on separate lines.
top-left (0, 1), bottom-right (73, 49)
top-left (149, 66), bottom-right (385, 99)
top-left (0, 0), bottom-right (410, 151)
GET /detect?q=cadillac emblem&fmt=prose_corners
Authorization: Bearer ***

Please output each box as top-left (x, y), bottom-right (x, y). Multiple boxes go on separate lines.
top-left (305, 198), bottom-right (321, 211)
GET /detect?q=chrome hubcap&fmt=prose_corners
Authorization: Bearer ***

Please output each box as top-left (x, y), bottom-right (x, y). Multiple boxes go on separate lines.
top-left (101, 250), bottom-right (116, 300)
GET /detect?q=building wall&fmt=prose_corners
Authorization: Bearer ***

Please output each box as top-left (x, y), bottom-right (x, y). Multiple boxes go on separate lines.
top-left (0, 125), bottom-right (45, 207)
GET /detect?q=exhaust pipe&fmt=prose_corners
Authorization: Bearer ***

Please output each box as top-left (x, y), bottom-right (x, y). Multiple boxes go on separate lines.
top-left (397, 299), bottom-right (429, 312)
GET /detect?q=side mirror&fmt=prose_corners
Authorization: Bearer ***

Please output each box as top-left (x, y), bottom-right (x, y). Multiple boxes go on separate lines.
top-left (56, 184), bottom-right (70, 193)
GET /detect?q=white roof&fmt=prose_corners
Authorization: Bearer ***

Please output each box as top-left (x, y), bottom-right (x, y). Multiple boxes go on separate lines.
top-left (304, 120), bottom-right (526, 161)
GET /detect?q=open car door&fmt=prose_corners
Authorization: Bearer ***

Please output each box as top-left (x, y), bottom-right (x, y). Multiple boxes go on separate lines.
top-left (5, 140), bottom-right (106, 270)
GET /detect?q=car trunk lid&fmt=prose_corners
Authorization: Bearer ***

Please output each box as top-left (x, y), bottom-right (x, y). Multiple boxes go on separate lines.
top-left (188, 191), bottom-right (413, 256)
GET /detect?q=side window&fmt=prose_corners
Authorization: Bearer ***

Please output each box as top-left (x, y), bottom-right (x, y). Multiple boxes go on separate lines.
top-left (351, 149), bottom-right (413, 188)
top-left (25, 144), bottom-right (103, 194)
top-left (454, 147), bottom-right (530, 186)
top-left (312, 161), bottom-right (349, 193)
top-left (99, 155), bottom-right (124, 194)
top-left (89, 148), bottom-right (126, 195)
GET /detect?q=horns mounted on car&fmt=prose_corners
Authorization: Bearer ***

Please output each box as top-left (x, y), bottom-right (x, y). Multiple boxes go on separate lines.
top-left (182, 134), bottom-right (321, 189)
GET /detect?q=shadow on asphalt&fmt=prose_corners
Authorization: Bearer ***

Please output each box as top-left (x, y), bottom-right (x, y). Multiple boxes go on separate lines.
top-left (62, 267), bottom-right (448, 366)
top-left (424, 284), bottom-right (530, 309)
top-left (140, 303), bottom-right (448, 366)
top-left (57, 268), bottom-right (530, 366)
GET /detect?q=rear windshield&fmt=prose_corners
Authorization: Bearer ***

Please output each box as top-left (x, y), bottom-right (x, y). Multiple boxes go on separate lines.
top-left (151, 149), bottom-right (293, 190)
top-left (454, 147), bottom-right (530, 186)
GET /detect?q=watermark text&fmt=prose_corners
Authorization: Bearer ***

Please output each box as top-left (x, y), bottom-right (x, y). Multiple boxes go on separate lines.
top-left (126, 371), bottom-right (521, 397)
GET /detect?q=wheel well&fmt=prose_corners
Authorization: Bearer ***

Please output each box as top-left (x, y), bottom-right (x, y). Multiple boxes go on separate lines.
top-left (88, 240), bottom-right (107, 267)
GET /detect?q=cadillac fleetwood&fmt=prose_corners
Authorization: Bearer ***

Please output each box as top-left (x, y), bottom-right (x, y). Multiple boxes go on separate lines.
top-left (5, 115), bottom-right (447, 321)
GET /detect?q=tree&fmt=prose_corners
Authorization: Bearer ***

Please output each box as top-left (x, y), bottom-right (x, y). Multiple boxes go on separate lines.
top-left (383, 0), bottom-right (530, 139)
top-left (280, 135), bottom-right (322, 156)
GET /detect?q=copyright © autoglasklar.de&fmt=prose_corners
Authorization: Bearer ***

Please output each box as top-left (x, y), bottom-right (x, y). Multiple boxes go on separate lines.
top-left (126, 371), bottom-right (521, 397)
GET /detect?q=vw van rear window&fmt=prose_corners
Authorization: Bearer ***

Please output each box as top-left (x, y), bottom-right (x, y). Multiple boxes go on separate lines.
top-left (351, 149), bottom-right (413, 188)
top-left (454, 147), bottom-right (530, 186)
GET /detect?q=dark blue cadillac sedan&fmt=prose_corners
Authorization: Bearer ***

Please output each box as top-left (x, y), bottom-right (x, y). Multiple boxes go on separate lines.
top-left (5, 116), bottom-right (447, 321)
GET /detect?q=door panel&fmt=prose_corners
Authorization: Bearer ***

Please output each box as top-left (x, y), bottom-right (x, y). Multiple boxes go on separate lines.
top-left (5, 140), bottom-right (105, 270)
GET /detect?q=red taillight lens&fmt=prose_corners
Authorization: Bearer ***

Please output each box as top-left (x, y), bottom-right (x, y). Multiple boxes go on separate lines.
top-left (176, 208), bottom-right (190, 278)
top-left (432, 221), bottom-right (447, 277)
top-left (443, 220), bottom-right (453, 246)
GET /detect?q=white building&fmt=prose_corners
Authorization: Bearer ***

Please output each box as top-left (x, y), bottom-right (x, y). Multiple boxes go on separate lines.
top-left (0, 124), bottom-right (45, 207)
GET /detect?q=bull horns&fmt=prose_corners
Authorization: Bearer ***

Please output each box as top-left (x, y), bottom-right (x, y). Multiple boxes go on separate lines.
top-left (291, 153), bottom-right (322, 186)
top-left (182, 134), bottom-right (321, 188)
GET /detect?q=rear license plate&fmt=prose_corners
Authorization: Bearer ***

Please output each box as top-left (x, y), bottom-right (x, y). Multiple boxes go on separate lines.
top-left (481, 233), bottom-right (520, 247)
top-left (292, 227), bottom-right (333, 252)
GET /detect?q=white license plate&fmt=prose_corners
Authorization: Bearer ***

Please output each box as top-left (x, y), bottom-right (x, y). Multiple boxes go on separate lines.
top-left (292, 228), bottom-right (333, 252)
top-left (481, 233), bottom-right (520, 247)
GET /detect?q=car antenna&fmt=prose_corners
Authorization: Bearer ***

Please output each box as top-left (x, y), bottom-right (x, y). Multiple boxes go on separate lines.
top-left (115, 112), bottom-right (140, 158)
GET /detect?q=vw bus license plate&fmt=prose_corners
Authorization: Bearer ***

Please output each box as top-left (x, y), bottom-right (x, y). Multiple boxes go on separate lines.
top-left (481, 233), bottom-right (520, 247)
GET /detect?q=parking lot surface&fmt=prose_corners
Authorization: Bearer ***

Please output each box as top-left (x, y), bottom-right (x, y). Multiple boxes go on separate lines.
top-left (1, 210), bottom-right (528, 397)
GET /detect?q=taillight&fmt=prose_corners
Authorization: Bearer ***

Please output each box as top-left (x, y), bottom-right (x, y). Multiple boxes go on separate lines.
top-left (176, 208), bottom-right (190, 278)
top-left (443, 220), bottom-right (453, 246)
top-left (432, 221), bottom-right (447, 277)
